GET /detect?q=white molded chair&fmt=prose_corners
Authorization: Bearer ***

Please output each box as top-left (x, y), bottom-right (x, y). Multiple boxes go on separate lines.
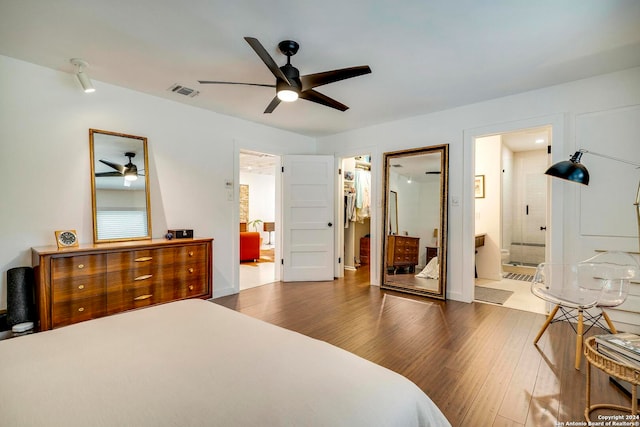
top-left (531, 251), bottom-right (639, 370)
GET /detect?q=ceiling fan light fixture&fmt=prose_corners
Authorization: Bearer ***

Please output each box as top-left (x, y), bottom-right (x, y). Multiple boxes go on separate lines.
top-left (124, 171), bottom-right (138, 182)
top-left (277, 88), bottom-right (299, 102)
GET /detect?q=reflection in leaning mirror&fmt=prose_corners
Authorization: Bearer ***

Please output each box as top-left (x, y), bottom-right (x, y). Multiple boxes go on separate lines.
top-left (382, 145), bottom-right (448, 299)
top-left (90, 129), bottom-right (151, 243)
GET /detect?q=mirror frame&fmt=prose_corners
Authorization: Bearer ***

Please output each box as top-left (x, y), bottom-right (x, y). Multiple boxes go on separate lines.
top-left (89, 129), bottom-right (152, 243)
top-left (381, 144), bottom-right (449, 299)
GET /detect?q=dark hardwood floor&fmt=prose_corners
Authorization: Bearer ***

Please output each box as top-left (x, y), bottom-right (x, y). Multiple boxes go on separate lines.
top-left (213, 269), bottom-right (630, 426)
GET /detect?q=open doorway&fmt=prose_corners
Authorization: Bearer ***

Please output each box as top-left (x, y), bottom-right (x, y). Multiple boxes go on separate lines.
top-left (239, 149), bottom-right (279, 290)
top-left (474, 127), bottom-right (551, 314)
top-left (339, 154), bottom-right (371, 277)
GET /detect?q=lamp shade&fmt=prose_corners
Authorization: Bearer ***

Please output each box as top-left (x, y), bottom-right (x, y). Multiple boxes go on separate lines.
top-left (544, 151), bottom-right (590, 185)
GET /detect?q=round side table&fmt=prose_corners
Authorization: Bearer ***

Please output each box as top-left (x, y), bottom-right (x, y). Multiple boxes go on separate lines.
top-left (584, 336), bottom-right (640, 421)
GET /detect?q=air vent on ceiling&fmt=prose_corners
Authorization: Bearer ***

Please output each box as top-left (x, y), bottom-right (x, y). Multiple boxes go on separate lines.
top-left (168, 84), bottom-right (200, 98)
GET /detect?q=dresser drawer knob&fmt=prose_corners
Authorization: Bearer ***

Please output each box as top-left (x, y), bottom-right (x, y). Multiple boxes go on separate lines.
top-left (188, 268), bottom-right (194, 273)
top-left (78, 307), bottom-right (85, 312)
top-left (134, 274), bottom-right (153, 281)
top-left (188, 285), bottom-right (194, 291)
top-left (188, 251), bottom-right (194, 257)
top-left (78, 264), bottom-right (85, 269)
top-left (134, 257), bottom-right (153, 262)
top-left (78, 285), bottom-right (85, 290)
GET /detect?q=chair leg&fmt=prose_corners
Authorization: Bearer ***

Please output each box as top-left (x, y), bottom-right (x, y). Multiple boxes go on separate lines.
top-left (601, 310), bottom-right (618, 334)
top-left (575, 309), bottom-right (584, 370)
top-left (534, 304), bottom-right (560, 344)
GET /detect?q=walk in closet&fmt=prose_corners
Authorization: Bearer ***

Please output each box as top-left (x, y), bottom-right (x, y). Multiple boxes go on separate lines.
top-left (342, 155), bottom-right (371, 270)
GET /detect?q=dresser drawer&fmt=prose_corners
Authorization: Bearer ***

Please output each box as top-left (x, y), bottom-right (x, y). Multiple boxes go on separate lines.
top-left (52, 277), bottom-right (105, 302)
top-left (109, 283), bottom-right (167, 312)
top-left (166, 270), bottom-right (207, 300)
top-left (174, 243), bottom-right (208, 266)
top-left (52, 254), bottom-right (106, 280)
top-left (52, 296), bottom-right (106, 328)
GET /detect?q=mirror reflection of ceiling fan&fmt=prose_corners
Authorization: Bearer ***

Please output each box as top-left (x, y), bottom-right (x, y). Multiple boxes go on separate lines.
top-left (95, 152), bottom-right (144, 187)
top-left (198, 37), bottom-right (371, 113)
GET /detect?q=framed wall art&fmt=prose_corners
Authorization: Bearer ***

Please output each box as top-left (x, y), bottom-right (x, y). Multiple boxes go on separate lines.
top-left (474, 175), bottom-right (485, 198)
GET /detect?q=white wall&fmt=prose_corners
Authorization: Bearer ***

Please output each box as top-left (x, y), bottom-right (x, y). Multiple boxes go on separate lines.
top-left (317, 66), bottom-right (640, 304)
top-left (239, 171), bottom-right (275, 241)
top-left (475, 135), bottom-right (502, 280)
top-left (0, 55), bottom-right (315, 308)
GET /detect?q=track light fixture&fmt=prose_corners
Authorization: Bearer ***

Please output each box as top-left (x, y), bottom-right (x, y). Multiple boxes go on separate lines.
top-left (70, 58), bottom-right (95, 93)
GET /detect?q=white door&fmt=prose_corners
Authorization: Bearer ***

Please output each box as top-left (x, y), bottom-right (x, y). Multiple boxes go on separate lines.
top-left (282, 155), bottom-right (335, 281)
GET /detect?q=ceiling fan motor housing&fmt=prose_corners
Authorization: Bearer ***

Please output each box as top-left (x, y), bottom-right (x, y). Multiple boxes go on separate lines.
top-left (278, 63), bottom-right (301, 92)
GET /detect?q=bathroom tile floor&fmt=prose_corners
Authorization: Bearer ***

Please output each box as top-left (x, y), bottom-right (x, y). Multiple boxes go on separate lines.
top-left (475, 267), bottom-right (547, 315)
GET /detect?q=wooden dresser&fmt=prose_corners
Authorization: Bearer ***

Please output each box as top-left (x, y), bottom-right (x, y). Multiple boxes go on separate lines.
top-left (360, 237), bottom-right (370, 265)
top-left (425, 246), bottom-right (438, 265)
top-left (32, 238), bottom-right (213, 330)
top-left (387, 235), bottom-right (420, 272)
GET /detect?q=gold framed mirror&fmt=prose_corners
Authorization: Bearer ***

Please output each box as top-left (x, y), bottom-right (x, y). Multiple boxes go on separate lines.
top-left (89, 129), bottom-right (151, 243)
top-left (381, 144), bottom-right (449, 299)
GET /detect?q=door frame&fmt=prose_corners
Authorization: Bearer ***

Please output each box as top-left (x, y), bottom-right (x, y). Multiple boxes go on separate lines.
top-left (462, 114), bottom-right (566, 303)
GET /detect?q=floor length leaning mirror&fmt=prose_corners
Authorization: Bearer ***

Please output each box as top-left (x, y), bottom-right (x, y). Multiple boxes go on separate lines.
top-left (381, 145), bottom-right (449, 299)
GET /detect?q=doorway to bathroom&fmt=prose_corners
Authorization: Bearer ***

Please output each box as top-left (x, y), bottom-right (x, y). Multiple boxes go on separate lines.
top-left (474, 126), bottom-right (551, 314)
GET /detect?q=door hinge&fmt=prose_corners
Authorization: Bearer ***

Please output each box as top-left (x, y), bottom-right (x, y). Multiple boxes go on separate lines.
top-left (281, 259), bottom-right (284, 265)
top-left (547, 145), bottom-right (551, 154)
top-left (338, 257), bottom-right (342, 264)
top-left (281, 166), bottom-right (284, 173)
top-left (338, 168), bottom-right (342, 175)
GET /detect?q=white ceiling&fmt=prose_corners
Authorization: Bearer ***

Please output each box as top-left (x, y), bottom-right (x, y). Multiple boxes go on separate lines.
top-left (1, 1), bottom-right (639, 138)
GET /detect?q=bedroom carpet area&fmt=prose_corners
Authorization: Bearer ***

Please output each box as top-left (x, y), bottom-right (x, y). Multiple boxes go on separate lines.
top-left (214, 269), bottom-right (628, 426)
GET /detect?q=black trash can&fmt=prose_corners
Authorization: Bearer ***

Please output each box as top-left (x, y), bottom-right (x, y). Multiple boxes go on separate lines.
top-left (6, 266), bottom-right (35, 328)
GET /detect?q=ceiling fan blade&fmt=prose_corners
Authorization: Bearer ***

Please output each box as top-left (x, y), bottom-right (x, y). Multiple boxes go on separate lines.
top-left (300, 66), bottom-right (371, 91)
top-left (95, 171), bottom-right (123, 177)
top-left (198, 81), bottom-right (275, 88)
top-left (299, 89), bottom-right (348, 111)
top-left (264, 96), bottom-right (281, 114)
top-left (244, 37), bottom-right (291, 85)
top-left (99, 159), bottom-right (125, 174)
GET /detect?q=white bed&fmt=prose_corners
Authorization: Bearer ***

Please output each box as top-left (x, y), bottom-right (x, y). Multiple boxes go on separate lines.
top-left (0, 299), bottom-right (450, 426)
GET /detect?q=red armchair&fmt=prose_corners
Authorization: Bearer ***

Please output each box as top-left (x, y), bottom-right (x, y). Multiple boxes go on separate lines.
top-left (240, 232), bottom-right (261, 262)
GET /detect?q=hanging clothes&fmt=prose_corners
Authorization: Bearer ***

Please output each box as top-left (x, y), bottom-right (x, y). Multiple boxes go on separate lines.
top-left (354, 168), bottom-right (371, 222)
top-left (344, 192), bottom-right (356, 227)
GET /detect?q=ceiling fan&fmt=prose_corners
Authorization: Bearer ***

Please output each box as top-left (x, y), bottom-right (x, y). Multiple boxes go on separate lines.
top-left (198, 37), bottom-right (371, 113)
top-left (95, 152), bottom-right (143, 183)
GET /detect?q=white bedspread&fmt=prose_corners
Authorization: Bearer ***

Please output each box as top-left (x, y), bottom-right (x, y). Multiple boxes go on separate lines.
top-left (0, 299), bottom-right (450, 426)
